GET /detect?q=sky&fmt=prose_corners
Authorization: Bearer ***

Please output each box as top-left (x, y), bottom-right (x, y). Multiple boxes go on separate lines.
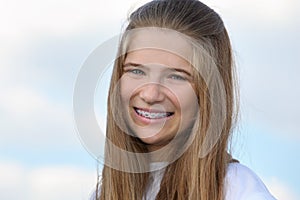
top-left (0, 0), bottom-right (299, 199)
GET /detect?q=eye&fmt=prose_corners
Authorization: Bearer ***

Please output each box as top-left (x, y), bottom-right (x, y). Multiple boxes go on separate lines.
top-left (124, 67), bottom-right (146, 77)
top-left (169, 74), bottom-right (187, 81)
top-left (129, 68), bottom-right (145, 75)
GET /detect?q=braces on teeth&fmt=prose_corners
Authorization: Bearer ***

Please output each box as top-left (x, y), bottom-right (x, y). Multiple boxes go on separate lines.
top-left (136, 109), bottom-right (168, 119)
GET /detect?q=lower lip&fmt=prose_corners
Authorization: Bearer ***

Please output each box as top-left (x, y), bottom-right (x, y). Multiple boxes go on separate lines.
top-left (132, 108), bottom-right (173, 125)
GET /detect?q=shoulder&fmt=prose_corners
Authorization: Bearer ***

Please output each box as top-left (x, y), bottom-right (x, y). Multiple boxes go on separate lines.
top-left (225, 163), bottom-right (277, 200)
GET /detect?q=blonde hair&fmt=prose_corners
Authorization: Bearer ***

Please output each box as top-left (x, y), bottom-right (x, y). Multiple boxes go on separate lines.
top-left (98, 0), bottom-right (238, 199)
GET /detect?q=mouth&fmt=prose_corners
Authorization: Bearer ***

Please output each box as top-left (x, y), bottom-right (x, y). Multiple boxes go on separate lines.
top-left (133, 107), bottom-right (174, 119)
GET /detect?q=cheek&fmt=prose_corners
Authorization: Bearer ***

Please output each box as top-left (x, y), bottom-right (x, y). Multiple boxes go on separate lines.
top-left (169, 83), bottom-right (197, 107)
top-left (120, 76), bottom-right (135, 103)
top-left (119, 76), bottom-right (140, 107)
top-left (175, 86), bottom-right (198, 117)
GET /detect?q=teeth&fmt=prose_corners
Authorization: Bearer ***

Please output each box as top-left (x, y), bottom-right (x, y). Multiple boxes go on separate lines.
top-left (136, 109), bottom-right (170, 119)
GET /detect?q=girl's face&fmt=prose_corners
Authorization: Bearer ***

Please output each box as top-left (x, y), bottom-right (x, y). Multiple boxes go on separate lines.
top-left (120, 48), bottom-right (199, 151)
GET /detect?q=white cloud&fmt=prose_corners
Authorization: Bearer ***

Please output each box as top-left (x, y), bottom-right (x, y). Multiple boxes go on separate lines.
top-left (266, 177), bottom-right (299, 200)
top-left (28, 166), bottom-right (96, 200)
top-left (1, 86), bottom-right (51, 117)
top-left (0, 161), bottom-right (96, 200)
top-left (205, 0), bottom-right (299, 25)
top-left (237, 35), bottom-right (300, 140)
top-left (0, 0), bottom-right (146, 40)
top-left (1, 0), bottom-right (297, 43)
top-left (0, 162), bottom-right (26, 200)
top-left (0, 85), bottom-right (76, 148)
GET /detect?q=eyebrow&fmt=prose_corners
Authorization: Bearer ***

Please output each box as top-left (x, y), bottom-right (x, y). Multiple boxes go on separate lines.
top-left (123, 62), bottom-right (144, 68)
top-left (168, 67), bottom-right (192, 77)
top-left (122, 62), bottom-right (150, 71)
top-left (123, 62), bottom-right (192, 77)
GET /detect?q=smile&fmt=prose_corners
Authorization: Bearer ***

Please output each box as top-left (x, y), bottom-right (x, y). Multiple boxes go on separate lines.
top-left (134, 107), bottom-right (174, 119)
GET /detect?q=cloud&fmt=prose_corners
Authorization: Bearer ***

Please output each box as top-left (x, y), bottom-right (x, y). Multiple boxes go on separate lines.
top-left (0, 85), bottom-right (77, 148)
top-left (0, 0), bottom-right (146, 41)
top-left (28, 166), bottom-right (96, 200)
top-left (0, 161), bottom-right (96, 200)
top-left (0, 162), bottom-right (26, 200)
top-left (1, 0), bottom-right (297, 43)
top-left (237, 28), bottom-right (300, 140)
top-left (266, 177), bottom-right (299, 200)
top-left (206, 0), bottom-right (299, 25)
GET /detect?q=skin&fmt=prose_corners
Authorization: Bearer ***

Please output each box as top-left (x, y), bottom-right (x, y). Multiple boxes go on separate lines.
top-left (120, 48), bottom-right (199, 151)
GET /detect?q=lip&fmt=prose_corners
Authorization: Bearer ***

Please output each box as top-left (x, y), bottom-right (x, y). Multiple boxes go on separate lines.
top-left (132, 107), bottom-right (174, 124)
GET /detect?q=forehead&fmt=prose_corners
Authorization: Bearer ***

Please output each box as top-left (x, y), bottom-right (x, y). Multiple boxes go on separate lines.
top-left (125, 27), bottom-right (192, 62)
top-left (125, 49), bottom-right (192, 70)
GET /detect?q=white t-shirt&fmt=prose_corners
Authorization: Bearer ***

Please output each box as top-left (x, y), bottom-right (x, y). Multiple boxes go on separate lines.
top-left (143, 162), bottom-right (277, 200)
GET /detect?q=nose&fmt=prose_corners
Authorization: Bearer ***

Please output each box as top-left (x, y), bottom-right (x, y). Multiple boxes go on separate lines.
top-left (139, 83), bottom-right (165, 104)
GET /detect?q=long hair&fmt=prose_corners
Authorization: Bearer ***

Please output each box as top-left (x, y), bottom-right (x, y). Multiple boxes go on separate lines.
top-left (98, 0), bottom-right (238, 199)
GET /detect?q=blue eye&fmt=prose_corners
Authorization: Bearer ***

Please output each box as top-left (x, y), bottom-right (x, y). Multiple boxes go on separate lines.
top-left (129, 69), bottom-right (145, 75)
top-left (169, 74), bottom-right (186, 81)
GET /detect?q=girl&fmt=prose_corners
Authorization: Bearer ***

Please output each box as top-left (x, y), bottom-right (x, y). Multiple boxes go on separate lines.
top-left (96, 0), bottom-right (277, 199)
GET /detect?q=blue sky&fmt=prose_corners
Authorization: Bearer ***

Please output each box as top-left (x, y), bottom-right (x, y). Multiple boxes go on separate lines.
top-left (0, 0), bottom-right (299, 199)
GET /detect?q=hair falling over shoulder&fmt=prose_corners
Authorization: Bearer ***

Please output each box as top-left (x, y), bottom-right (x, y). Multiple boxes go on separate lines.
top-left (97, 0), bottom-right (239, 199)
